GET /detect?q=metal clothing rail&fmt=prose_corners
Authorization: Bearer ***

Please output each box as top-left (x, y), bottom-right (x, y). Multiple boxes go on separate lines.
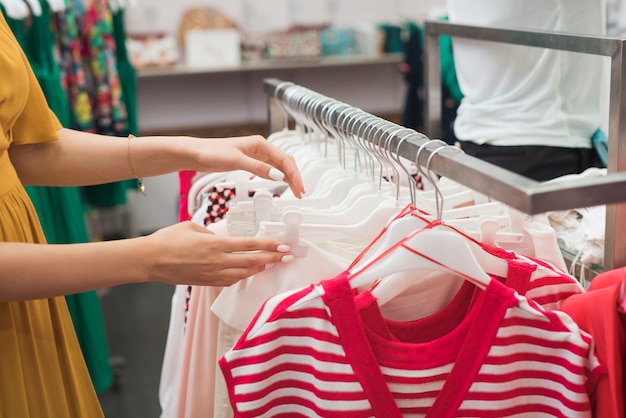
top-left (423, 20), bottom-right (626, 270)
top-left (264, 77), bottom-right (626, 270)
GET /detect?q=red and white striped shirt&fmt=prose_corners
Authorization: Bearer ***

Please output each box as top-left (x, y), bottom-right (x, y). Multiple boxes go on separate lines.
top-left (220, 273), bottom-right (602, 417)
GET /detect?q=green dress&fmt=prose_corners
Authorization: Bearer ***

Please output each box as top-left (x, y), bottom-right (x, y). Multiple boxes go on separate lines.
top-left (2, 2), bottom-right (113, 394)
top-left (112, 6), bottom-right (138, 137)
top-left (79, 0), bottom-right (135, 208)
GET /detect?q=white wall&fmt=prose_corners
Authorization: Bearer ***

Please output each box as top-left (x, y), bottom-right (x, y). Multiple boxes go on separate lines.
top-left (125, 0), bottom-right (447, 37)
top-left (128, 0), bottom-right (447, 133)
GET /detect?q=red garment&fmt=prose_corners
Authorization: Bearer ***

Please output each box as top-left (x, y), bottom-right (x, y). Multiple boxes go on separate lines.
top-left (560, 267), bottom-right (626, 418)
top-left (220, 274), bottom-right (602, 417)
top-left (178, 170), bottom-right (196, 222)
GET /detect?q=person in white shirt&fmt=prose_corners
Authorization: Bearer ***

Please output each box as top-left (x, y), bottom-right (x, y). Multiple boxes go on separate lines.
top-left (447, 0), bottom-right (607, 181)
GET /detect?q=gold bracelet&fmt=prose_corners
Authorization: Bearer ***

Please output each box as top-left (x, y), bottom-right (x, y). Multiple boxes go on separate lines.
top-left (127, 134), bottom-right (146, 196)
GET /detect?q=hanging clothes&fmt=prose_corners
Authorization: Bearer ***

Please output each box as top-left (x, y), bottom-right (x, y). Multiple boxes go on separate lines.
top-left (78, 0), bottom-right (134, 208)
top-left (53, 0), bottom-right (135, 209)
top-left (560, 267), bottom-right (626, 418)
top-left (219, 273), bottom-right (602, 417)
top-left (190, 197), bottom-right (578, 416)
top-left (400, 19), bottom-right (461, 145)
top-left (160, 171), bottom-right (288, 418)
top-left (2, 1), bottom-right (113, 394)
top-left (111, 3), bottom-right (137, 136)
top-left (161, 81), bottom-right (603, 416)
top-left (53, 0), bottom-right (96, 131)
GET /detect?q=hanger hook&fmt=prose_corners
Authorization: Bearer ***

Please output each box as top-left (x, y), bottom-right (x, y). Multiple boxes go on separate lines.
top-left (394, 131), bottom-right (429, 206)
top-left (414, 139), bottom-right (447, 215)
top-left (321, 102), bottom-right (351, 163)
top-left (378, 125), bottom-right (415, 199)
top-left (334, 107), bottom-right (363, 170)
top-left (346, 111), bottom-right (378, 176)
top-left (362, 118), bottom-right (393, 185)
top-left (343, 111), bottom-right (369, 172)
top-left (353, 113), bottom-right (382, 180)
top-left (425, 142), bottom-right (463, 221)
top-left (273, 81), bottom-right (295, 130)
top-left (414, 139), bottom-right (437, 187)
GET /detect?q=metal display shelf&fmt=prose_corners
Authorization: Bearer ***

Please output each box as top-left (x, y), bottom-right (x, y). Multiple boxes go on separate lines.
top-left (423, 20), bottom-right (626, 270)
top-left (137, 53), bottom-right (403, 78)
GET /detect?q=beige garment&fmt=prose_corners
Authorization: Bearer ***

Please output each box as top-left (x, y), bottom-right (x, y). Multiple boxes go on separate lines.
top-left (214, 320), bottom-right (242, 418)
top-left (175, 284), bottom-right (223, 418)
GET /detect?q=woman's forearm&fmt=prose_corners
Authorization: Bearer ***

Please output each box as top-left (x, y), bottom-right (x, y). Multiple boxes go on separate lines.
top-left (0, 221), bottom-right (296, 302)
top-left (0, 238), bottom-right (149, 302)
top-left (8, 128), bottom-right (305, 197)
top-left (9, 128), bottom-right (194, 187)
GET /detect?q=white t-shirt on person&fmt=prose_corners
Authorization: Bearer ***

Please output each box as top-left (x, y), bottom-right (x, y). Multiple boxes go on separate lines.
top-left (447, 0), bottom-right (607, 148)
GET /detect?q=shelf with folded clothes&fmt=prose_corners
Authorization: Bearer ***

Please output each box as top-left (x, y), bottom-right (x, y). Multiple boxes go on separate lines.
top-left (135, 53), bottom-right (403, 78)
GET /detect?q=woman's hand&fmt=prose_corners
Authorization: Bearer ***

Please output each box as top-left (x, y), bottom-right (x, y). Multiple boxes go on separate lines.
top-left (141, 221), bottom-right (294, 287)
top-left (187, 135), bottom-right (305, 198)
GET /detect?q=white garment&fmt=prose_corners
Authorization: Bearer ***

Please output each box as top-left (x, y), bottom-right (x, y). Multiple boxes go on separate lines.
top-left (546, 168), bottom-right (607, 268)
top-left (211, 236), bottom-right (354, 332)
top-left (448, 0), bottom-right (607, 148)
top-left (158, 285), bottom-right (186, 418)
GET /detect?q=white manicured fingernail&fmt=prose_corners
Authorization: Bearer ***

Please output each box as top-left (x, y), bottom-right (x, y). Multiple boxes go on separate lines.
top-left (281, 255), bottom-right (295, 263)
top-left (277, 244), bottom-right (290, 253)
top-left (269, 168), bottom-right (285, 181)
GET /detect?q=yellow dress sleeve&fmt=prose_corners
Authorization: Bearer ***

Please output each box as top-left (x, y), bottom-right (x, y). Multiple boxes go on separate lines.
top-left (11, 55), bottom-right (62, 145)
top-left (0, 12), bottom-right (61, 147)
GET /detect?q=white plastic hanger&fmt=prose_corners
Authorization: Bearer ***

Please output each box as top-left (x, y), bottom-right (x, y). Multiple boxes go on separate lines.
top-left (46, 0), bottom-right (65, 12)
top-left (23, 0), bottom-right (41, 16)
top-left (348, 225), bottom-right (494, 292)
top-left (226, 122), bottom-right (420, 236)
top-left (227, 126), bottom-right (422, 240)
top-left (0, 0), bottom-right (30, 19)
top-left (254, 198), bottom-right (407, 244)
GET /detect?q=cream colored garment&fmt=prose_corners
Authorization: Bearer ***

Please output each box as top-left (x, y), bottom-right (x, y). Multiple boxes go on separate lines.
top-left (211, 236), bottom-right (353, 332)
top-left (159, 220), bottom-right (228, 418)
top-left (176, 285), bottom-right (223, 418)
top-left (211, 235), bottom-right (357, 414)
top-left (214, 320), bottom-right (242, 418)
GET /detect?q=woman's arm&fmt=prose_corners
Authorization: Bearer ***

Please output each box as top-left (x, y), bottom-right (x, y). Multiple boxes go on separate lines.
top-left (0, 221), bottom-right (293, 302)
top-left (8, 128), bottom-right (304, 198)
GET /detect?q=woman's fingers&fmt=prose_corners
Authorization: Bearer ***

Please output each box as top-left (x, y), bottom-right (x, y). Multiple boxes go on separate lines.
top-left (219, 248), bottom-right (294, 269)
top-left (252, 140), bottom-right (305, 198)
top-left (196, 135), bottom-right (305, 198)
top-left (213, 234), bottom-right (291, 254)
top-left (145, 222), bottom-right (295, 287)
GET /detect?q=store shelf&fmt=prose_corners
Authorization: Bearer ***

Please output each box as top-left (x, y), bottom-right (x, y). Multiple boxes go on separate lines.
top-left (136, 53), bottom-right (404, 78)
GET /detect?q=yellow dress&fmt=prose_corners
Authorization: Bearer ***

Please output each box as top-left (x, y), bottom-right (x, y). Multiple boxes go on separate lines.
top-left (0, 13), bottom-right (103, 417)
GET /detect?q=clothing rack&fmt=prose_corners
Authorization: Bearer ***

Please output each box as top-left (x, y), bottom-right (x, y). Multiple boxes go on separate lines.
top-left (264, 78), bottom-right (626, 269)
top-left (423, 20), bottom-right (626, 271)
top-left (264, 77), bottom-right (626, 272)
